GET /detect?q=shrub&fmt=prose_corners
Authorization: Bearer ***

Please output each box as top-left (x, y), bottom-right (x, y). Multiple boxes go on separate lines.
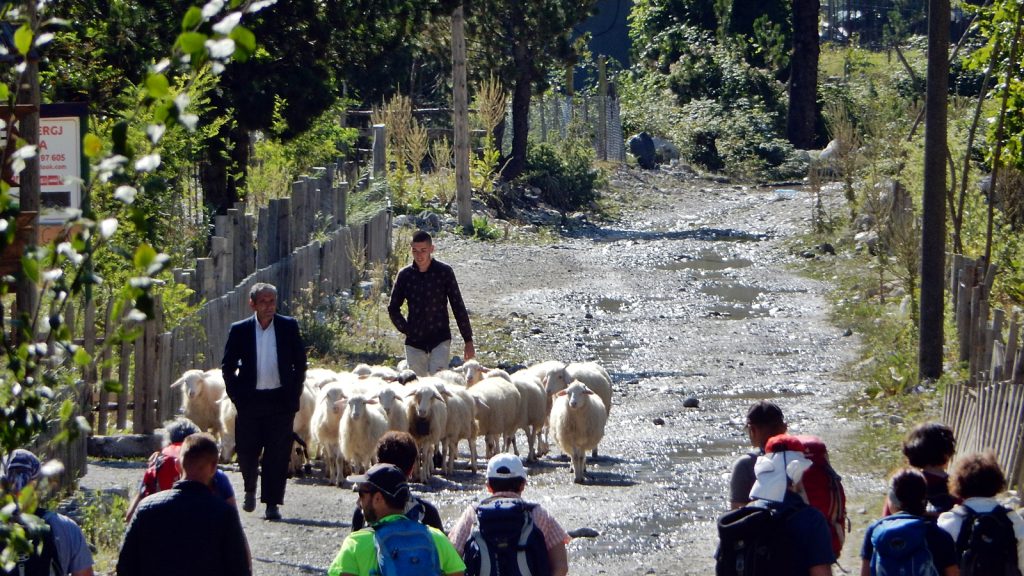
top-left (523, 142), bottom-right (601, 212)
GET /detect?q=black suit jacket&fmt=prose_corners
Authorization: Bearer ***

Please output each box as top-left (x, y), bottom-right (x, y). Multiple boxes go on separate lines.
top-left (221, 314), bottom-right (307, 414)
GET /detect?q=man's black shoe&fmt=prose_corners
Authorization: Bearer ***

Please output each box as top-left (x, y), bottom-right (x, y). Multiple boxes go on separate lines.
top-left (242, 492), bottom-right (256, 512)
top-left (265, 504), bottom-right (281, 521)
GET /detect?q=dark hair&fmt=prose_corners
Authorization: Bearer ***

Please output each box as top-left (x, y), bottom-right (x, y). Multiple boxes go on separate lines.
top-left (378, 488), bottom-right (409, 510)
top-left (746, 401), bottom-right (785, 429)
top-left (412, 231), bottom-right (432, 244)
top-left (376, 431), bottom-right (418, 475)
top-left (487, 477), bottom-right (526, 493)
top-left (889, 468), bottom-right (928, 516)
top-left (164, 417), bottom-right (200, 445)
top-left (180, 433), bottom-right (219, 470)
top-left (903, 422), bottom-right (956, 468)
top-left (249, 282), bottom-right (277, 303)
top-left (950, 451), bottom-right (1006, 499)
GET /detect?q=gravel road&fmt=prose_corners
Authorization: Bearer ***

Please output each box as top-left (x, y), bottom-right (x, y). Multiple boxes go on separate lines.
top-left (81, 167), bottom-right (874, 575)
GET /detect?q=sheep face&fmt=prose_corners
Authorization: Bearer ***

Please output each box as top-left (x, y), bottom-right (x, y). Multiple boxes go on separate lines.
top-left (410, 386), bottom-right (442, 419)
top-left (336, 395), bottom-right (378, 421)
top-left (543, 367), bottom-right (571, 396)
top-left (377, 388), bottom-right (401, 412)
top-left (171, 369), bottom-right (207, 399)
top-left (560, 382), bottom-right (595, 410)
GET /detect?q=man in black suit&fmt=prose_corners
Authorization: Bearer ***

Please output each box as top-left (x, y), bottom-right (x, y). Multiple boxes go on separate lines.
top-left (221, 282), bottom-right (307, 521)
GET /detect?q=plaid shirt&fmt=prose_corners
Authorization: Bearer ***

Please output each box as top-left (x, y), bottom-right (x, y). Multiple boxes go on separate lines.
top-left (448, 492), bottom-right (571, 555)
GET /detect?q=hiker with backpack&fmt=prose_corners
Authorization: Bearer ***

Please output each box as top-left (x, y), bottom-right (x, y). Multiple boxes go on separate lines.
top-left (937, 451), bottom-right (1024, 575)
top-left (327, 463), bottom-right (465, 576)
top-left (124, 417), bottom-right (236, 522)
top-left (716, 434), bottom-right (834, 576)
top-left (350, 431), bottom-right (444, 532)
top-left (730, 400), bottom-right (789, 509)
top-left (117, 433), bottom-right (251, 576)
top-left (883, 423), bottom-right (959, 518)
top-left (860, 468), bottom-right (959, 576)
top-left (1, 449), bottom-right (94, 576)
top-left (447, 453), bottom-right (570, 576)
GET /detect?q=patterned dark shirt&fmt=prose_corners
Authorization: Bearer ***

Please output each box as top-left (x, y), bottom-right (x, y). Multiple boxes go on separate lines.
top-left (388, 258), bottom-right (473, 352)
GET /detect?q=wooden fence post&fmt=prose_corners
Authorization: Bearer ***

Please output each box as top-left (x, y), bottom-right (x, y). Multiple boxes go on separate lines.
top-left (372, 124), bottom-right (387, 180)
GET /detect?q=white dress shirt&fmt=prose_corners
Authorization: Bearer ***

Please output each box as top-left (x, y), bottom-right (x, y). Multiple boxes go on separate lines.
top-left (253, 314), bottom-right (281, 390)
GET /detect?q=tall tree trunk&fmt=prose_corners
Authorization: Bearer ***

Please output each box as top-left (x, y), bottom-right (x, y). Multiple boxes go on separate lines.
top-left (787, 0), bottom-right (820, 148)
top-left (919, 0), bottom-right (950, 381)
top-left (501, 30), bottom-right (532, 181)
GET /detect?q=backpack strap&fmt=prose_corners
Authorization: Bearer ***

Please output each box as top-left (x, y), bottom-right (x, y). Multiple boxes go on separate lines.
top-left (954, 504), bottom-right (979, 555)
top-left (515, 505), bottom-right (540, 576)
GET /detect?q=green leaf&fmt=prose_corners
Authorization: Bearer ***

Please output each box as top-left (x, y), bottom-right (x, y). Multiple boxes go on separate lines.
top-left (103, 379), bottom-right (122, 394)
top-left (14, 24), bottom-right (32, 56)
top-left (177, 32), bottom-right (207, 55)
top-left (0, 84), bottom-right (8, 101)
top-left (230, 25), bottom-right (256, 59)
top-left (133, 243), bottom-right (157, 270)
top-left (22, 256), bottom-right (39, 284)
top-left (73, 347), bottom-right (91, 367)
top-left (145, 73), bottom-right (170, 98)
top-left (182, 6), bottom-right (203, 31)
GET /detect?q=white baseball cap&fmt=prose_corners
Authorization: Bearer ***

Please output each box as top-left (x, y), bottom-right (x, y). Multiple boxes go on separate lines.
top-left (486, 453), bottom-right (527, 480)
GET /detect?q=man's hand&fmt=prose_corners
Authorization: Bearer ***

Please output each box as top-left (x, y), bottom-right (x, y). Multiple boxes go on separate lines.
top-left (464, 341), bottom-right (475, 361)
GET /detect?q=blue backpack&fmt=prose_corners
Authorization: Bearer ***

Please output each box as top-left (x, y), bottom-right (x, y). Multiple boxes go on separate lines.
top-left (371, 516), bottom-right (442, 576)
top-left (870, 514), bottom-right (939, 576)
top-left (463, 498), bottom-right (551, 576)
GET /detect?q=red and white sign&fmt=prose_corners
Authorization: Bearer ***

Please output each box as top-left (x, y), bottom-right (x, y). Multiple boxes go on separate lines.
top-left (9, 115), bottom-right (82, 223)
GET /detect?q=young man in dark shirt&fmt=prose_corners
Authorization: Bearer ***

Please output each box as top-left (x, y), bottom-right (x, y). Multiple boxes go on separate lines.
top-left (388, 230), bottom-right (474, 376)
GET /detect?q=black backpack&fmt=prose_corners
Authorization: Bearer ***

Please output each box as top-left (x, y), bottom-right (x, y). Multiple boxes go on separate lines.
top-left (954, 505), bottom-right (1023, 576)
top-left (1, 509), bottom-right (61, 576)
top-left (716, 502), bottom-right (799, 576)
top-left (463, 498), bottom-right (550, 576)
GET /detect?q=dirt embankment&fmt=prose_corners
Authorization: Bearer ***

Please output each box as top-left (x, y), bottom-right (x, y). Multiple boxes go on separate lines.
top-left (82, 168), bottom-right (873, 575)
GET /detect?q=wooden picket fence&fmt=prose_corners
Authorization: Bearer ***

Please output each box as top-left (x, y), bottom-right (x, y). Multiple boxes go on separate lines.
top-left (942, 254), bottom-right (1024, 488)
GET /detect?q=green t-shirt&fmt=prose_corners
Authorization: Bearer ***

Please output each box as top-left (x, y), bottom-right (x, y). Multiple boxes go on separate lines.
top-left (327, 514), bottom-right (466, 576)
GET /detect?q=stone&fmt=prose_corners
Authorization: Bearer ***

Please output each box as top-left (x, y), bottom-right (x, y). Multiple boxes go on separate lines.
top-left (627, 132), bottom-right (657, 169)
top-left (651, 136), bottom-right (680, 164)
top-left (683, 397), bottom-right (700, 408)
top-left (653, 417), bottom-right (665, 426)
top-left (88, 434), bottom-right (162, 458)
top-left (417, 210), bottom-right (442, 233)
top-left (568, 527), bottom-right (601, 538)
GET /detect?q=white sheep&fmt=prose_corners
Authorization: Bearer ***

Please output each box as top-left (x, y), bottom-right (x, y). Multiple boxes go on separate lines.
top-left (289, 382), bottom-right (317, 476)
top-left (170, 368), bottom-right (226, 435)
top-left (508, 370), bottom-right (549, 461)
top-left (432, 380), bottom-right (483, 475)
top-left (467, 376), bottom-right (522, 460)
top-left (217, 396), bottom-right (237, 463)
top-left (404, 380), bottom-right (449, 483)
top-left (550, 381), bottom-right (607, 483)
top-left (451, 359), bottom-right (490, 386)
top-left (335, 393), bottom-right (389, 475)
top-left (376, 384), bottom-right (410, 433)
top-left (518, 360), bottom-right (571, 454)
top-left (353, 363), bottom-right (400, 382)
top-left (311, 381), bottom-right (350, 485)
top-left (564, 361), bottom-right (613, 457)
top-left (306, 367), bottom-right (342, 389)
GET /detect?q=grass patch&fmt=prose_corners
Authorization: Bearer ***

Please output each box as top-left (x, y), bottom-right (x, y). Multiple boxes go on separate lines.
top-left (76, 491), bottom-right (128, 574)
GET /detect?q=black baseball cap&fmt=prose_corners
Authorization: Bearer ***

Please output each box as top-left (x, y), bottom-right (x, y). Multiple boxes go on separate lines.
top-left (347, 463), bottom-right (409, 500)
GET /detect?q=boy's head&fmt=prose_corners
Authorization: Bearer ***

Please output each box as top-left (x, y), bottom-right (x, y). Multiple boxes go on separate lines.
top-left (485, 453), bottom-right (527, 494)
top-left (376, 431), bottom-right (419, 477)
top-left (180, 433), bottom-right (220, 483)
top-left (745, 401), bottom-right (787, 450)
top-left (903, 422), bottom-right (956, 468)
top-left (888, 468), bottom-right (928, 516)
top-left (950, 451), bottom-right (1006, 499)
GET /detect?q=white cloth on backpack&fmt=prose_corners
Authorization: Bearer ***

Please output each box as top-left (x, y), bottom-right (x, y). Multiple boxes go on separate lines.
top-left (937, 496), bottom-right (1024, 574)
top-left (749, 450), bottom-right (812, 503)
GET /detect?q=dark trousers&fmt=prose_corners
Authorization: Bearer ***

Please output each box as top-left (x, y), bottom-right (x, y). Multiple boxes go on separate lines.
top-left (235, 408), bottom-right (294, 506)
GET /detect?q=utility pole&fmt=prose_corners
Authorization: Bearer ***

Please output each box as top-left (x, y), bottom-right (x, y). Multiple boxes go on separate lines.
top-left (451, 4), bottom-right (472, 232)
top-left (15, 0), bottom-right (41, 338)
top-left (919, 0), bottom-right (950, 380)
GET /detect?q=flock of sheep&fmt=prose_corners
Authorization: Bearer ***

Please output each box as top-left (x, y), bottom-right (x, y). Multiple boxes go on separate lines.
top-left (169, 359), bottom-right (613, 484)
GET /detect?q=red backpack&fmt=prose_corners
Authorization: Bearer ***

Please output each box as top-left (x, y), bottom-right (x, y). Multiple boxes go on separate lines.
top-left (794, 435), bottom-right (848, 556)
top-left (139, 444), bottom-right (183, 498)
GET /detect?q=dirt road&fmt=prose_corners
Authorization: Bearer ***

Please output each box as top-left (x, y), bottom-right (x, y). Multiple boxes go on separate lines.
top-left (82, 167), bottom-right (870, 574)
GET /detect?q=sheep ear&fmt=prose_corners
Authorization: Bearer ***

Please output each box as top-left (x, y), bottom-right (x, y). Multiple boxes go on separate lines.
top-left (333, 398), bottom-right (348, 409)
top-left (170, 377), bottom-right (185, 389)
top-left (555, 389), bottom-right (568, 397)
top-left (584, 388), bottom-right (595, 395)
top-left (367, 396), bottom-right (380, 404)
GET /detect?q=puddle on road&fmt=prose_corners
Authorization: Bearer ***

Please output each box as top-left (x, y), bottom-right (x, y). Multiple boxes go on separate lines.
top-left (701, 283), bottom-right (767, 320)
top-left (657, 250), bottom-right (753, 273)
top-left (596, 297), bottom-right (627, 314)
